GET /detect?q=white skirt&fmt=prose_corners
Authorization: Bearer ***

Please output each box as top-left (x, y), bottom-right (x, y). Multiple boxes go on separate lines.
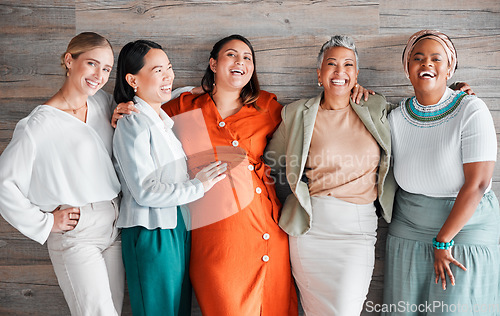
top-left (290, 195), bottom-right (377, 316)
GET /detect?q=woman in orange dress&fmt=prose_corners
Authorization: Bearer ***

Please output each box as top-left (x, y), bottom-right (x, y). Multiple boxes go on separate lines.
top-left (162, 34), bottom-right (298, 316)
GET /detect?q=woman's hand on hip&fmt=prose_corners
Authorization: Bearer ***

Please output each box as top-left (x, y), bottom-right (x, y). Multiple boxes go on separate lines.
top-left (433, 248), bottom-right (467, 290)
top-left (195, 161), bottom-right (228, 192)
top-left (51, 206), bottom-right (81, 233)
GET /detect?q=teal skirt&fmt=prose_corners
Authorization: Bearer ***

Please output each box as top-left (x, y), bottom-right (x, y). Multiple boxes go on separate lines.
top-left (121, 206), bottom-right (191, 316)
top-left (383, 190), bottom-right (500, 315)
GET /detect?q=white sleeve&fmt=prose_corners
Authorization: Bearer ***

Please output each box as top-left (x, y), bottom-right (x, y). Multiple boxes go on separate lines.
top-left (0, 125), bottom-right (54, 244)
top-left (461, 98), bottom-right (497, 163)
top-left (169, 86), bottom-right (195, 101)
top-left (113, 114), bottom-right (204, 208)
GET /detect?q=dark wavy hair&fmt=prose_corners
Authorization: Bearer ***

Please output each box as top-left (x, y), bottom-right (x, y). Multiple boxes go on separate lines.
top-left (201, 34), bottom-right (260, 105)
top-left (113, 40), bottom-right (163, 104)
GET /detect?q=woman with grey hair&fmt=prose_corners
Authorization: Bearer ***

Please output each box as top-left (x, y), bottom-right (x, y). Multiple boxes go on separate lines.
top-left (265, 35), bottom-right (396, 315)
top-left (265, 35), bottom-right (472, 315)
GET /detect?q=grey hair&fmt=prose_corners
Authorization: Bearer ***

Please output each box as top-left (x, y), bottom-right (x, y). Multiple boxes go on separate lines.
top-left (317, 35), bottom-right (359, 70)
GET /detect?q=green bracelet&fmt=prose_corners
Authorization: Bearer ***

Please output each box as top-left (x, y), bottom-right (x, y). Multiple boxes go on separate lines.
top-left (432, 237), bottom-right (454, 250)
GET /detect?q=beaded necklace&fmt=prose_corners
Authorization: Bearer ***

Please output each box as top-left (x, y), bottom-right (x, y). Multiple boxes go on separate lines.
top-left (401, 91), bottom-right (467, 128)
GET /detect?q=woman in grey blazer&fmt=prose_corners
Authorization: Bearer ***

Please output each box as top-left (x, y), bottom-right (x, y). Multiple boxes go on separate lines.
top-left (112, 40), bottom-right (226, 316)
top-left (265, 35), bottom-right (396, 316)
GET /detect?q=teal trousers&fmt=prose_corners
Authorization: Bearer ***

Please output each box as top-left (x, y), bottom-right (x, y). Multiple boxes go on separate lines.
top-left (122, 207), bottom-right (191, 316)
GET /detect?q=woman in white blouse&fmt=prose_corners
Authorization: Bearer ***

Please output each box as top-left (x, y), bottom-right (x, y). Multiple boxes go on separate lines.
top-left (0, 32), bottom-right (124, 315)
top-left (112, 40), bottom-right (226, 316)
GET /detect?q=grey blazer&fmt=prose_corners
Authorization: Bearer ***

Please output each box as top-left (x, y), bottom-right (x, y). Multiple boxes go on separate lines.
top-left (265, 93), bottom-right (397, 236)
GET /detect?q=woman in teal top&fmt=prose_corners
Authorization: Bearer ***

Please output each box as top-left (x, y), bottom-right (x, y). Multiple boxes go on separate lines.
top-left (112, 40), bottom-right (226, 316)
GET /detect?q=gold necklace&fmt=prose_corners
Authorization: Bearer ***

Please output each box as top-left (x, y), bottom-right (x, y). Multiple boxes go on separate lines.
top-left (59, 90), bottom-right (87, 114)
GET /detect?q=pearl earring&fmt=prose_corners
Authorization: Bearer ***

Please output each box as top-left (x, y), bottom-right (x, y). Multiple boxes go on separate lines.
top-left (134, 87), bottom-right (137, 93)
top-left (318, 82), bottom-right (322, 87)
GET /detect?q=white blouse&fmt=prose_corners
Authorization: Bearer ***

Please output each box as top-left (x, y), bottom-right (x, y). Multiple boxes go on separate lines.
top-left (0, 90), bottom-right (121, 244)
top-left (389, 88), bottom-right (497, 197)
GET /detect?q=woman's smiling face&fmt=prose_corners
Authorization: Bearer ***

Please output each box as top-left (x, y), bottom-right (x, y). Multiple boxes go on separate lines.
top-left (408, 38), bottom-right (451, 99)
top-left (65, 46), bottom-right (114, 96)
top-left (210, 39), bottom-right (254, 92)
top-left (317, 46), bottom-right (359, 98)
top-left (132, 48), bottom-right (175, 107)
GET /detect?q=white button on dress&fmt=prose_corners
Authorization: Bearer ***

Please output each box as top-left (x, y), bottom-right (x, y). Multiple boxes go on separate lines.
top-left (255, 187), bottom-right (262, 194)
top-left (232, 140), bottom-right (239, 147)
top-left (218, 121), bottom-right (226, 127)
top-left (247, 164), bottom-right (254, 171)
top-left (262, 233), bottom-right (270, 240)
top-left (262, 255), bottom-right (270, 262)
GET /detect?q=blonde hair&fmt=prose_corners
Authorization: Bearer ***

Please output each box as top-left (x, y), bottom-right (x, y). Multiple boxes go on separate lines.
top-left (61, 32), bottom-right (112, 73)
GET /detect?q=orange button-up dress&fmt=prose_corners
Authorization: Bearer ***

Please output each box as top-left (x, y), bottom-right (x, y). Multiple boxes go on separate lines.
top-left (163, 91), bottom-right (297, 316)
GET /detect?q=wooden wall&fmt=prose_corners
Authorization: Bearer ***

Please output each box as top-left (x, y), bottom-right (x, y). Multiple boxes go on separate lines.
top-left (1, 1), bottom-right (499, 315)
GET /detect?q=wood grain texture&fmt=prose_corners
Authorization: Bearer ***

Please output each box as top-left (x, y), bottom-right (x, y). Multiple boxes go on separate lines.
top-left (380, 0), bottom-right (500, 35)
top-left (1, 1), bottom-right (499, 315)
top-left (75, 0), bottom-right (380, 37)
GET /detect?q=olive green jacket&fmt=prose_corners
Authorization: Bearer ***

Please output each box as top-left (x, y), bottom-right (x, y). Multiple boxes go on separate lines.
top-left (265, 93), bottom-right (397, 236)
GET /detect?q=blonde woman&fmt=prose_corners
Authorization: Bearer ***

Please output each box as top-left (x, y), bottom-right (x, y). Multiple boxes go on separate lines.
top-left (0, 32), bottom-right (124, 315)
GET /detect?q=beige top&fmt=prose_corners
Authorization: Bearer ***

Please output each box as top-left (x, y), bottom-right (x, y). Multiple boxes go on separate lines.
top-left (305, 104), bottom-right (380, 204)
